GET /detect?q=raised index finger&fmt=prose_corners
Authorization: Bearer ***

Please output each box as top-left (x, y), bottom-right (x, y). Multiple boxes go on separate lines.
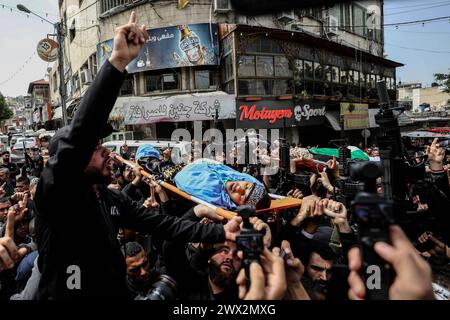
top-left (5, 211), bottom-right (15, 238)
top-left (128, 11), bottom-right (136, 24)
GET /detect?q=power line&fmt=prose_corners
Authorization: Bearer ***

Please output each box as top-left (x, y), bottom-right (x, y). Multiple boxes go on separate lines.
top-left (67, 0), bottom-right (99, 20)
top-left (385, 42), bottom-right (450, 54)
top-left (0, 52), bottom-right (37, 86)
top-left (385, 3), bottom-right (450, 16)
top-left (385, 0), bottom-right (450, 11)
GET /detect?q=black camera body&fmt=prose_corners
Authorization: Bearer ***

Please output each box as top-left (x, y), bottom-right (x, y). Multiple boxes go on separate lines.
top-left (350, 161), bottom-right (395, 300)
top-left (235, 205), bottom-right (264, 289)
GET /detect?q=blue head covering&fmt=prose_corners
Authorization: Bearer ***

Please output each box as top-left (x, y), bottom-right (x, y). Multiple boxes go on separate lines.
top-left (135, 145), bottom-right (160, 162)
top-left (174, 160), bottom-right (265, 209)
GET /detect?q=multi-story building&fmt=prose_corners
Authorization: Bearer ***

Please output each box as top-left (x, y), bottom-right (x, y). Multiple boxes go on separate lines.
top-left (50, 0), bottom-right (402, 145)
top-left (27, 79), bottom-right (50, 129)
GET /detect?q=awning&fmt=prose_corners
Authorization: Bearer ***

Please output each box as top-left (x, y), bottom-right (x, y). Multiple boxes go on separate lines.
top-left (325, 111), bottom-right (341, 131)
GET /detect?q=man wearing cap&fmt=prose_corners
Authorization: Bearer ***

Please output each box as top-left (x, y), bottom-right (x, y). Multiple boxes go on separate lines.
top-left (33, 12), bottom-right (240, 300)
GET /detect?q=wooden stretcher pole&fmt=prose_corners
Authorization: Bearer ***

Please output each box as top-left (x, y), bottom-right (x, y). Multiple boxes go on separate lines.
top-left (111, 154), bottom-right (237, 219)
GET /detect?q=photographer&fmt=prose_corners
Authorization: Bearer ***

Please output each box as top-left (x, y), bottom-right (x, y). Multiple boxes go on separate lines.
top-left (121, 242), bottom-right (170, 300)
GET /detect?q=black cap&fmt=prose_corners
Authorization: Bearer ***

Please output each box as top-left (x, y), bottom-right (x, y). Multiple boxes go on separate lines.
top-left (48, 123), bottom-right (115, 157)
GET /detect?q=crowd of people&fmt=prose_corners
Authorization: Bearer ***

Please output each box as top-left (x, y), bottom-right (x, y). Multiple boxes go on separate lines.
top-left (0, 12), bottom-right (448, 301)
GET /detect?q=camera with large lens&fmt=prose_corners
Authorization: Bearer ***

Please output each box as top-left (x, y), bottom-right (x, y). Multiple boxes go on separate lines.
top-left (135, 274), bottom-right (177, 300)
top-left (235, 205), bottom-right (264, 289)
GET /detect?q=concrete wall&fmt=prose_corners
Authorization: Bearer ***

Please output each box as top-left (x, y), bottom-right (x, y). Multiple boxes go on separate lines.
top-left (413, 87), bottom-right (450, 111)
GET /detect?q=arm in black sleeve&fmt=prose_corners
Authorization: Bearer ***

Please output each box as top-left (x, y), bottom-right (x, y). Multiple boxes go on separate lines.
top-left (116, 191), bottom-right (225, 244)
top-left (47, 60), bottom-right (126, 176)
top-left (121, 183), bottom-right (145, 203)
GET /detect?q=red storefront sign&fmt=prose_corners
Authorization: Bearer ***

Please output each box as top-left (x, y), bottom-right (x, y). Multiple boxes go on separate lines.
top-left (236, 100), bottom-right (294, 129)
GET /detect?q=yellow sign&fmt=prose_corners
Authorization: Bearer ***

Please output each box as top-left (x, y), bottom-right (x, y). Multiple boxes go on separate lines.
top-left (340, 103), bottom-right (369, 130)
top-left (178, 0), bottom-right (189, 9)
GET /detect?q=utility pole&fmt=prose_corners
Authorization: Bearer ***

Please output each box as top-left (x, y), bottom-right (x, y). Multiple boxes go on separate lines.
top-left (17, 4), bottom-right (68, 126)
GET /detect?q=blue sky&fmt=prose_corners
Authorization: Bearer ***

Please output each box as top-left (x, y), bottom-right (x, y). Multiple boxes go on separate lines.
top-left (384, 0), bottom-right (450, 86)
top-left (0, 0), bottom-right (449, 96)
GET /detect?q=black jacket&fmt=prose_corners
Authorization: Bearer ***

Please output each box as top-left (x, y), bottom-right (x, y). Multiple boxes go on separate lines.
top-left (34, 60), bottom-right (225, 300)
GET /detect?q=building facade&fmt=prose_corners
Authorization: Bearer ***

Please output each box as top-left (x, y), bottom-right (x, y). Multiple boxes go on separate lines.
top-left (27, 79), bottom-right (50, 129)
top-left (50, 0), bottom-right (401, 146)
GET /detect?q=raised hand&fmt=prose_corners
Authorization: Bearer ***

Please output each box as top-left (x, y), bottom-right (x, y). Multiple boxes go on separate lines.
top-left (426, 138), bottom-right (445, 171)
top-left (290, 195), bottom-right (322, 227)
top-left (0, 211), bottom-right (26, 272)
top-left (109, 11), bottom-right (149, 72)
top-left (236, 248), bottom-right (286, 300)
top-left (347, 225), bottom-right (435, 300)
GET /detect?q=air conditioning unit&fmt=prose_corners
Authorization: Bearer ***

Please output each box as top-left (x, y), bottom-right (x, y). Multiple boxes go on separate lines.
top-left (80, 69), bottom-right (93, 85)
top-left (214, 0), bottom-right (232, 13)
top-left (276, 11), bottom-right (296, 24)
top-left (326, 15), bottom-right (339, 36)
top-left (290, 22), bottom-right (304, 32)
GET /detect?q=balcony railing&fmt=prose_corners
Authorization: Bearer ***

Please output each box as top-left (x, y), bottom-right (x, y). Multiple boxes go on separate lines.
top-left (99, 0), bottom-right (147, 16)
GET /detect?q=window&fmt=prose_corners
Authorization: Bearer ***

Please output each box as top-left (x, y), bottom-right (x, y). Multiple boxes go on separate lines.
top-left (69, 20), bottom-right (76, 43)
top-left (340, 3), bottom-right (351, 32)
top-left (120, 75), bottom-right (134, 96)
top-left (294, 60), bottom-right (303, 78)
top-left (304, 60), bottom-right (313, 79)
top-left (325, 65), bottom-right (332, 82)
top-left (145, 69), bottom-right (180, 93)
top-left (88, 53), bottom-right (98, 77)
top-left (340, 70), bottom-right (348, 84)
top-left (238, 56), bottom-right (256, 77)
top-left (195, 69), bottom-right (217, 90)
top-left (314, 63), bottom-right (324, 81)
top-left (332, 66), bottom-right (340, 83)
top-left (352, 4), bottom-right (367, 37)
top-left (256, 56), bottom-right (274, 77)
top-left (52, 73), bottom-right (57, 92)
top-left (245, 37), bottom-right (283, 54)
top-left (275, 56), bottom-right (292, 77)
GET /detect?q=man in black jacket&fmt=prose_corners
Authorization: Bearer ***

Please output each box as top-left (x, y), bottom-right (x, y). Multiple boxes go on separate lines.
top-left (33, 12), bottom-right (239, 300)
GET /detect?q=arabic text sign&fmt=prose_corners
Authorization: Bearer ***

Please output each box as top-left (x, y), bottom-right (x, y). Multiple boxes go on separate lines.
top-left (340, 103), bottom-right (369, 130)
top-left (119, 95), bottom-right (235, 125)
top-left (97, 23), bottom-right (218, 73)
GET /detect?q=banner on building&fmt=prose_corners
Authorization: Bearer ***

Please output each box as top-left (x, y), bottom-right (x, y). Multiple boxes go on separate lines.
top-left (111, 93), bottom-right (235, 125)
top-left (340, 103), bottom-right (369, 130)
top-left (97, 23), bottom-right (219, 73)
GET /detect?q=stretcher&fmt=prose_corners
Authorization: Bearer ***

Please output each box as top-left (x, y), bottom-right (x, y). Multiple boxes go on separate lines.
top-left (112, 155), bottom-right (302, 220)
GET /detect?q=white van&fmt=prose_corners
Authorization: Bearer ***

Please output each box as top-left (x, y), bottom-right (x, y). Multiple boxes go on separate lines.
top-left (103, 140), bottom-right (191, 164)
top-left (0, 135), bottom-right (8, 153)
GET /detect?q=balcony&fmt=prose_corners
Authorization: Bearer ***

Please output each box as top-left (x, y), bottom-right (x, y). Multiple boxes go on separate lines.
top-left (99, 0), bottom-right (147, 18)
